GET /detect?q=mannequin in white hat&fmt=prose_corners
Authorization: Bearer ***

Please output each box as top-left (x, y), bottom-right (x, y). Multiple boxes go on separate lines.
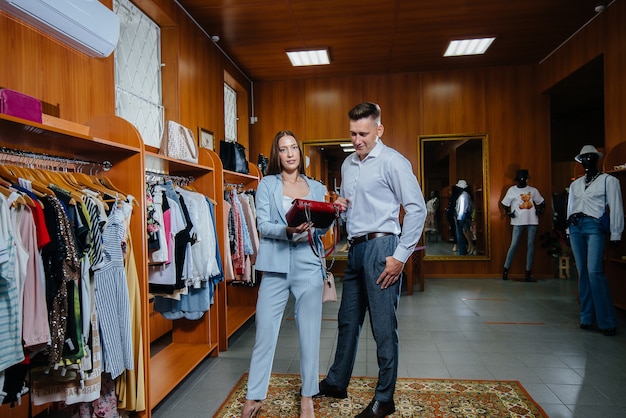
top-left (567, 145), bottom-right (624, 336)
top-left (454, 180), bottom-right (475, 255)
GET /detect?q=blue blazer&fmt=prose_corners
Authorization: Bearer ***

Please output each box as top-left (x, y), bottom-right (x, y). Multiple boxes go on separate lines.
top-left (254, 174), bottom-right (328, 274)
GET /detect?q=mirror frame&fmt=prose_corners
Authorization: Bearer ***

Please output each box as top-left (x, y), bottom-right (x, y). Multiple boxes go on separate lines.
top-left (418, 133), bottom-right (491, 261)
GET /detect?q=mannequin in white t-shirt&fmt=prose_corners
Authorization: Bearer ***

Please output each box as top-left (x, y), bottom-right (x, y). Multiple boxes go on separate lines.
top-left (501, 169), bottom-right (545, 281)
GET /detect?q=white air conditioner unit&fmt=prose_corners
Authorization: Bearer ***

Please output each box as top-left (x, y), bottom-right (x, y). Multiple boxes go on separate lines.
top-left (0, 0), bottom-right (120, 58)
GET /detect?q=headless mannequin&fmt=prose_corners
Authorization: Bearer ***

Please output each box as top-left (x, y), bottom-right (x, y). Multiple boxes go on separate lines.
top-left (501, 171), bottom-right (546, 281)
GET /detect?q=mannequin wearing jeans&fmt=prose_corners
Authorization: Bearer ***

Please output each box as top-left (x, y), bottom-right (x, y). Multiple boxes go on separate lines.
top-left (501, 169), bottom-right (545, 281)
top-left (567, 145), bottom-right (623, 336)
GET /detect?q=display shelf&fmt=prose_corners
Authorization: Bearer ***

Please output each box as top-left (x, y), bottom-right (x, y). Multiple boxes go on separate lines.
top-left (149, 342), bottom-right (215, 406)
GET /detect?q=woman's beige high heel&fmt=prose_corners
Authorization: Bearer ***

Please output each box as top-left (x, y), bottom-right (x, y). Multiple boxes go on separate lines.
top-left (241, 399), bottom-right (263, 418)
top-left (300, 396), bottom-right (315, 418)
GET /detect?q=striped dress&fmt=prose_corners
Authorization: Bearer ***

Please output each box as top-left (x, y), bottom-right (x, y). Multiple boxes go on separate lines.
top-left (93, 203), bottom-right (133, 379)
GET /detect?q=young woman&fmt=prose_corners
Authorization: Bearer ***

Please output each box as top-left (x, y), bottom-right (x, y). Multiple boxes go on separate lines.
top-left (241, 130), bottom-right (327, 418)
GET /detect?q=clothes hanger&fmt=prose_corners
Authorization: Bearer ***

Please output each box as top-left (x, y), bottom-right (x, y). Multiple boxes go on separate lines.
top-left (0, 184), bottom-right (30, 207)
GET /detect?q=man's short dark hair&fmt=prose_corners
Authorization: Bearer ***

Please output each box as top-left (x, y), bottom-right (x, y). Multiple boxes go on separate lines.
top-left (348, 102), bottom-right (381, 124)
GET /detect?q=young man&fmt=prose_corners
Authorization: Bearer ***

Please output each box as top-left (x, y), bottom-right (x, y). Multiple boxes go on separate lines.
top-left (316, 102), bottom-right (426, 418)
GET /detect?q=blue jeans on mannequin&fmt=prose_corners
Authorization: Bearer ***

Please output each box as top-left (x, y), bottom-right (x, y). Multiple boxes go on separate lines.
top-left (568, 217), bottom-right (616, 330)
top-left (504, 224), bottom-right (538, 270)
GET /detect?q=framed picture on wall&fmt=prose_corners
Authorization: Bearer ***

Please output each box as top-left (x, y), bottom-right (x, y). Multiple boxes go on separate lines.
top-left (199, 127), bottom-right (214, 150)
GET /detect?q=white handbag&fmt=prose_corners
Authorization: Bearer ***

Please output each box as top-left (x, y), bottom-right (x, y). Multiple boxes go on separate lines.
top-left (159, 120), bottom-right (199, 164)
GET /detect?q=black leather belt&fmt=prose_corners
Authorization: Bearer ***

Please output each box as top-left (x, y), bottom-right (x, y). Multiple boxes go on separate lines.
top-left (348, 232), bottom-right (394, 246)
top-left (568, 212), bottom-right (593, 226)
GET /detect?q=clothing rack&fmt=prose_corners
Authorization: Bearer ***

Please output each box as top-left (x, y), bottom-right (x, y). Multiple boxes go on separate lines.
top-left (0, 146), bottom-right (112, 173)
top-left (145, 169), bottom-right (194, 186)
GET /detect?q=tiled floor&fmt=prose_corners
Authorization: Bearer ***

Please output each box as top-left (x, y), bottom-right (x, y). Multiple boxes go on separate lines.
top-left (152, 278), bottom-right (626, 418)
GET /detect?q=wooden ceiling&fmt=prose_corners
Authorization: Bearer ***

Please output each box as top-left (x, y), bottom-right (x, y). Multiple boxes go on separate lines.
top-left (176, 0), bottom-right (606, 82)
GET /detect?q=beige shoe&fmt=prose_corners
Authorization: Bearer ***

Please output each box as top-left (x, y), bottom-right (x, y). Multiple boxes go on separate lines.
top-left (241, 399), bottom-right (263, 418)
top-left (300, 396), bottom-right (315, 418)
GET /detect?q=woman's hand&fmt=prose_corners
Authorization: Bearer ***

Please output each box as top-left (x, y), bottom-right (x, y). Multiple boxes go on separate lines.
top-left (287, 221), bottom-right (314, 236)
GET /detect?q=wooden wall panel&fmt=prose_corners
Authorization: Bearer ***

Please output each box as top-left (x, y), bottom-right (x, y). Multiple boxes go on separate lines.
top-left (304, 77), bottom-right (363, 140)
top-left (176, 8), bottom-right (221, 142)
top-left (0, 11), bottom-right (115, 123)
top-left (604, 0), bottom-right (626, 150)
top-left (421, 70), bottom-right (486, 135)
top-left (250, 80), bottom-right (306, 159)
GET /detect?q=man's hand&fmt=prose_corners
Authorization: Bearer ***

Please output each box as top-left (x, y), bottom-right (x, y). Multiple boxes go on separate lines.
top-left (334, 197), bottom-right (349, 212)
top-left (376, 256), bottom-right (404, 289)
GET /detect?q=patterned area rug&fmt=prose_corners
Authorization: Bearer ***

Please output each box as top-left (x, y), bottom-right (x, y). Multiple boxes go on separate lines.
top-left (213, 373), bottom-right (547, 417)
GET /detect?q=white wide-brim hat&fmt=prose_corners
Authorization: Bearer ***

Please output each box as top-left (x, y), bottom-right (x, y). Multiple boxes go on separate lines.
top-left (575, 145), bottom-right (603, 162)
top-left (455, 179), bottom-right (468, 189)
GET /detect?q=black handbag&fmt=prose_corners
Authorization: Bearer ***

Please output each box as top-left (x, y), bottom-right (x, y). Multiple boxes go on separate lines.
top-left (219, 140), bottom-right (249, 174)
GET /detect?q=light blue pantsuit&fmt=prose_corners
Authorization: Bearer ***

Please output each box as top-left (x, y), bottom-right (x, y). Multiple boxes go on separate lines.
top-left (246, 174), bottom-right (327, 400)
top-left (246, 241), bottom-right (324, 399)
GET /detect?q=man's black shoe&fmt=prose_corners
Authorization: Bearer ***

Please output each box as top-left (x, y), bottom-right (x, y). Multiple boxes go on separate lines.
top-left (355, 399), bottom-right (395, 418)
top-left (313, 379), bottom-right (348, 399)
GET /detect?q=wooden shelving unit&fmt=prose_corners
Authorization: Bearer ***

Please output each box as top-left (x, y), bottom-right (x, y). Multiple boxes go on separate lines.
top-left (144, 146), bottom-right (221, 408)
top-left (602, 142), bottom-right (626, 311)
top-left (0, 113), bottom-right (147, 418)
top-left (0, 114), bottom-right (260, 416)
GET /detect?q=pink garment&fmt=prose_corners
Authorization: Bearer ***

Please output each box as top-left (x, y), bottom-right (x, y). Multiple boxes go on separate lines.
top-left (222, 201), bottom-right (235, 282)
top-left (230, 190), bottom-right (245, 274)
top-left (18, 204), bottom-right (50, 349)
top-left (238, 195), bottom-right (259, 265)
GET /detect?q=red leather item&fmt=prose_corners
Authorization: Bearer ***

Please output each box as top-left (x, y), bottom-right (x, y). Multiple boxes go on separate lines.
top-left (0, 89), bottom-right (43, 123)
top-left (286, 199), bottom-right (342, 228)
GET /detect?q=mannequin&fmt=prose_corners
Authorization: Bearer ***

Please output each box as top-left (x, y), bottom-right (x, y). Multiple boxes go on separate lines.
top-left (424, 190), bottom-right (439, 241)
top-left (454, 179), bottom-right (474, 255)
top-left (567, 145), bottom-right (624, 336)
top-left (445, 185), bottom-right (461, 252)
top-left (501, 169), bottom-right (545, 281)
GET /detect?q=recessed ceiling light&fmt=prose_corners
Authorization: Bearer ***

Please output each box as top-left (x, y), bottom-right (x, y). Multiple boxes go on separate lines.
top-left (339, 143), bottom-right (353, 147)
top-left (286, 49), bottom-right (330, 66)
top-left (444, 37), bottom-right (495, 57)
top-left (343, 147), bottom-right (356, 153)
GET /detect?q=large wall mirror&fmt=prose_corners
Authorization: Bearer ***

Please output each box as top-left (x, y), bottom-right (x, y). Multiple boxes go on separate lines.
top-left (418, 134), bottom-right (490, 260)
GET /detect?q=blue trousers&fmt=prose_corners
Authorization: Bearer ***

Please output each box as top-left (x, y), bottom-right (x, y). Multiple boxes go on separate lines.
top-left (569, 217), bottom-right (616, 329)
top-left (504, 224), bottom-right (538, 270)
top-left (246, 241), bottom-right (323, 399)
top-left (325, 235), bottom-right (400, 402)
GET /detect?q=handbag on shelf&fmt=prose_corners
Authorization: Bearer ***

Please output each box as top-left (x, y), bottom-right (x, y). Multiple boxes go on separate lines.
top-left (286, 198), bottom-right (343, 229)
top-left (0, 88), bottom-right (43, 123)
top-left (158, 120), bottom-right (199, 164)
top-left (219, 140), bottom-right (249, 174)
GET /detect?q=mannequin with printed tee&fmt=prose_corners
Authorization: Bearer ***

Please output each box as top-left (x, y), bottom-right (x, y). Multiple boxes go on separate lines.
top-left (567, 145), bottom-right (623, 336)
top-left (501, 169), bottom-right (545, 281)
